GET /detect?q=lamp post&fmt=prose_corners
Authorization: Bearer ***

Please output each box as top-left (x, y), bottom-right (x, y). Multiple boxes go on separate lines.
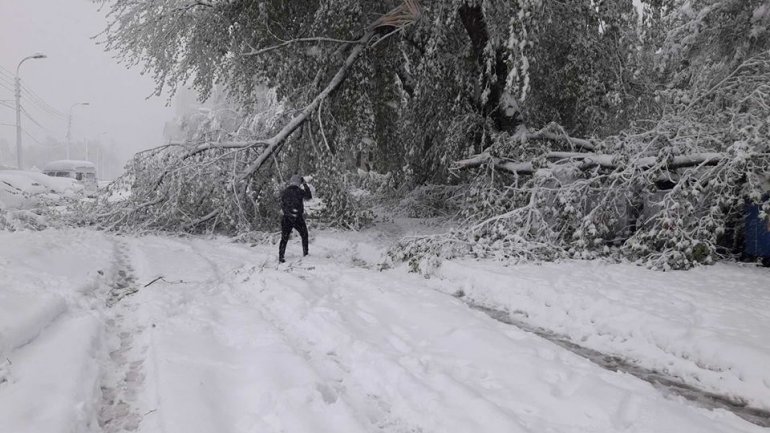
top-left (66, 102), bottom-right (90, 159)
top-left (15, 53), bottom-right (47, 169)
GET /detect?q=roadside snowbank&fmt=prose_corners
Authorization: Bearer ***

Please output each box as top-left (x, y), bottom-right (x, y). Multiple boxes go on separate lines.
top-left (0, 289), bottom-right (66, 355)
top-left (0, 229), bottom-right (115, 433)
top-left (0, 169), bottom-right (83, 230)
top-left (0, 169), bottom-right (82, 210)
top-left (0, 315), bottom-right (102, 433)
top-left (431, 260), bottom-right (770, 410)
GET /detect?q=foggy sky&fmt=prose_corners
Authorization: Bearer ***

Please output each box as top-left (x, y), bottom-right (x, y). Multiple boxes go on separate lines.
top-left (0, 0), bottom-right (174, 165)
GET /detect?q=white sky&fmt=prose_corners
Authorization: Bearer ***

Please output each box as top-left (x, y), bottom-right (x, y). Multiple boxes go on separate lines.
top-left (0, 0), bottom-right (174, 160)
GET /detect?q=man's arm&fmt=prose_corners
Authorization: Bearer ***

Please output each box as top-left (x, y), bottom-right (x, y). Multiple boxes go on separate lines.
top-left (302, 182), bottom-right (312, 200)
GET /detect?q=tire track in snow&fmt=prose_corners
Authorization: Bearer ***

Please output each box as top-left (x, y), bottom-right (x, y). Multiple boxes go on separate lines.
top-left (185, 239), bottom-right (439, 432)
top-left (241, 268), bottom-right (428, 433)
top-left (98, 240), bottom-right (148, 433)
top-left (462, 298), bottom-right (770, 428)
top-left (184, 241), bottom-right (378, 433)
top-left (246, 262), bottom-right (529, 433)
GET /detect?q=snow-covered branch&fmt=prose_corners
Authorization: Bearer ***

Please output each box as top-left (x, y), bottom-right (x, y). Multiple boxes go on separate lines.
top-left (455, 150), bottom-right (725, 177)
top-left (238, 30), bottom-right (376, 182)
top-left (452, 153), bottom-right (534, 175)
top-left (242, 37), bottom-right (363, 57)
top-left (525, 122), bottom-right (597, 151)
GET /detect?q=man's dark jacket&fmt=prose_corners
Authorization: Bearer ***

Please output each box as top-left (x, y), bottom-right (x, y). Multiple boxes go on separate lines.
top-left (281, 184), bottom-right (312, 218)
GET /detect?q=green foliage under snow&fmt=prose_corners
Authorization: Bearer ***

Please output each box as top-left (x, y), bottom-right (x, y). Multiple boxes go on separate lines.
top-left (85, 0), bottom-right (770, 270)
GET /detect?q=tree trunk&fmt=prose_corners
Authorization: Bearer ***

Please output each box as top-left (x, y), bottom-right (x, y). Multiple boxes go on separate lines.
top-left (458, 5), bottom-right (519, 143)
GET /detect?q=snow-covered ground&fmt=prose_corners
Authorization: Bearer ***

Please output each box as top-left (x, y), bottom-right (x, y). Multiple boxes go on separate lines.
top-left (1, 222), bottom-right (768, 432)
top-left (430, 260), bottom-right (770, 412)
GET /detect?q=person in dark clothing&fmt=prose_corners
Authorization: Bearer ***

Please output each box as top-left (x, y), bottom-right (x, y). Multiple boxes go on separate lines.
top-left (279, 174), bottom-right (312, 263)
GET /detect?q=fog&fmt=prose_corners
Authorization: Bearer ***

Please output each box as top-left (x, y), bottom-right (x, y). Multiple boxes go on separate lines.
top-left (0, 0), bottom-right (175, 178)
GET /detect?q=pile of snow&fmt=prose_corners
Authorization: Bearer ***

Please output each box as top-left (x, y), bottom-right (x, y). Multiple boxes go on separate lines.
top-left (0, 229), bottom-right (114, 433)
top-left (0, 169), bottom-right (82, 210)
top-left (429, 260), bottom-right (770, 411)
top-left (0, 169), bottom-right (83, 230)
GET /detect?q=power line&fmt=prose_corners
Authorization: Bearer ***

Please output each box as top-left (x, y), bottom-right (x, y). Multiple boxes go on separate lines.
top-left (20, 95), bottom-right (66, 119)
top-left (0, 65), bottom-right (16, 79)
top-left (19, 94), bottom-right (67, 121)
top-left (0, 122), bottom-right (46, 146)
top-left (21, 106), bottom-right (58, 136)
top-left (22, 128), bottom-right (44, 145)
top-left (0, 99), bottom-right (61, 137)
top-left (20, 84), bottom-right (66, 118)
top-left (0, 99), bottom-right (65, 132)
top-left (0, 66), bottom-right (67, 119)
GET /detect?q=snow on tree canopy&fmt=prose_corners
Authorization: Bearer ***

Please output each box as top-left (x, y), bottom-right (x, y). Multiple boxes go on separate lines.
top-left (83, 0), bottom-right (770, 270)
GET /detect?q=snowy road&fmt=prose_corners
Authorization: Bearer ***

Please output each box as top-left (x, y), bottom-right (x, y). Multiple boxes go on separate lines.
top-left (1, 227), bottom-right (768, 432)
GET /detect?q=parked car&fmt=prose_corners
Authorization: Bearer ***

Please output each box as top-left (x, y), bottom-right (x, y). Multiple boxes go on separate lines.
top-left (42, 160), bottom-right (97, 194)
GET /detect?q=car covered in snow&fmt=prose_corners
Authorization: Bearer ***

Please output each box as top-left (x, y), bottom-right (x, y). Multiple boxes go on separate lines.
top-left (42, 160), bottom-right (97, 194)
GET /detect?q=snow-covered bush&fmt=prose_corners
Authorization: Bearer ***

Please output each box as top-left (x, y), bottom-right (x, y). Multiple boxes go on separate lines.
top-left (391, 124), bottom-right (769, 271)
top-left (393, 184), bottom-right (463, 218)
top-left (310, 152), bottom-right (373, 230)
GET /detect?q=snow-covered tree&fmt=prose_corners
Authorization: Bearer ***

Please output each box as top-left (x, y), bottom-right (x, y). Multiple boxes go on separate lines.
top-left (91, 0), bottom-right (646, 231)
top-left (89, 0), bottom-right (769, 269)
top-left (390, 0), bottom-right (770, 270)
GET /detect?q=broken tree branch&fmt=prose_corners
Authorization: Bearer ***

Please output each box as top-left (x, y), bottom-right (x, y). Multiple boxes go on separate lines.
top-left (525, 122), bottom-right (597, 151)
top-left (452, 152), bottom-right (534, 175)
top-left (242, 37), bottom-right (363, 57)
top-left (236, 0), bottom-right (422, 182)
top-left (454, 151), bottom-right (725, 176)
top-left (237, 30), bottom-right (376, 182)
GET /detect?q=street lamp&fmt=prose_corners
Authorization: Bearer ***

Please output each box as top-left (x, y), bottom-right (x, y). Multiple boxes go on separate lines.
top-left (66, 102), bottom-right (90, 159)
top-left (15, 52), bottom-right (47, 169)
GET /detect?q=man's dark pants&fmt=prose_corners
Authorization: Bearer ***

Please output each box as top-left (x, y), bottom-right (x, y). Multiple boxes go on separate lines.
top-left (279, 214), bottom-right (308, 260)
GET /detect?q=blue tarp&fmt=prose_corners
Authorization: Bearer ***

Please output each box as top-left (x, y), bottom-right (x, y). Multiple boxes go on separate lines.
top-left (744, 202), bottom-right (770, 258)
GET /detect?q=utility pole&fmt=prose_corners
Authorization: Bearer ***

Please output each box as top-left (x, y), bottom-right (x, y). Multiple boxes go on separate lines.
top-left (15, 77), bottom-right (21, 168)
top-left (15, 53), bottom-right (47, 169)
top-left (66, 102), bottom-right (90, 159)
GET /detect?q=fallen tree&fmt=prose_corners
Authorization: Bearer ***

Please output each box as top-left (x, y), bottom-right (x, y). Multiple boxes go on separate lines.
top-left (386, 28), bottom-right (770, 271)
top-left (393, 114), bottom-right (769, 271)
top-left (454, 148), bottom-right (725, 176)
top-left (90, 0), bottom-right (422, 232)
top-left (82, 0), bottom-right (770, 271)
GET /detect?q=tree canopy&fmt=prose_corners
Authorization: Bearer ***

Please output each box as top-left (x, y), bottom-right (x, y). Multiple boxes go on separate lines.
top-left (92, 0), bottom-right (770, 269)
